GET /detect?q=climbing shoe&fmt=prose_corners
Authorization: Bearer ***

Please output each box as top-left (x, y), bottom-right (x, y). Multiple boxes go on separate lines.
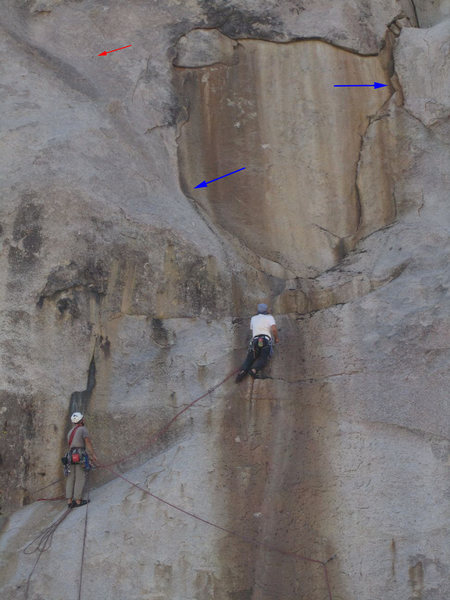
top-left (71, 499), bottom-right (90, 508)
top-left (235, 370), bottom-right (247, 383)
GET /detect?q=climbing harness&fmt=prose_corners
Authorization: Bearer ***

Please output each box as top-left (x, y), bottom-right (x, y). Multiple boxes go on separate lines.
top-left (250, 334), bottom-right (273, 357)
top-left (66, 448), bottom-right (90, 467)
top-left (61, 423), bottom-right (82, 467)
top-left (32, 371), bottom-right (240, 495)
top-left (23, 371), bottom-right (238, 595)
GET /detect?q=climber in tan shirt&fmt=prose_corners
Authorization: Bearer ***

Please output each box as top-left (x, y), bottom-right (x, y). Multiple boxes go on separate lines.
top-left (65, 412), bottom-right (97, 508)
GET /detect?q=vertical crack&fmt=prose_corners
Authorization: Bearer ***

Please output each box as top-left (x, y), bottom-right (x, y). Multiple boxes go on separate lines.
top-left (68, 353), bottom-right (96, 417)
top-left (410, 0), bottom-right (420, 27)
top-left (354, 133), bottom-right (364, 234)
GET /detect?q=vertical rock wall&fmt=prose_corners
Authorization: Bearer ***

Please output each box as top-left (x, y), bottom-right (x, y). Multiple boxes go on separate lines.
top-left (176, 33), bottom-right (394, 275)
top-left (1, 1), bottom-right (450, 599)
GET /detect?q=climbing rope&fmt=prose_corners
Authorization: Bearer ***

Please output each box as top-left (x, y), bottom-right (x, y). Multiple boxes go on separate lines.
top-left (35, 494), bottom-right (65, 502)
top-left (25, 371), bottom-right (239, 597)
top-left (24, 368), bottom-right (335, 599)
top-left (31, 369), bottom-right (241, 501)
top-left (22, 506), bottom-right (72, 599)
top-left (102, 463), bottom-right (334, 600)
top-left (98, 370), bottom-right (334, 599)
top-left (77, 474), bottom-right (90, 600)
top-left (99, 368), bottom-right (240, 469)
top-left (32, 477), bottom-right (64, 499)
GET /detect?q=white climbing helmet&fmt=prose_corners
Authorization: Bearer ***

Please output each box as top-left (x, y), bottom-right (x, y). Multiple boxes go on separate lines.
top-left (71, 412), bottom-right (84, 424)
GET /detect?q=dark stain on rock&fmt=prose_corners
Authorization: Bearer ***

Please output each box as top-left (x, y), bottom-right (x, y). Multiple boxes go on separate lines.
top-left (21, 398), bottom-right (35, 440)
top-left (391, 538), bottom-right (396, 578)
top-left (37, 259), bottom-right (108, 307)
top-left (56, 296), bottom-right (81, 318)
top-left (83, 259), bottom-right (108, 298)
top-left (8, 195), bottom-right (42, 272)
top-left (151, 318), bottom-right (169, 347)
top-left (198, 2), bottom-right (284, 40)
top-left (408, 556), bottom-right (449, 600)
top-left (0, 392), bottom-right (35, 512)
top-left (430, 439), bottom-right (450, 463)
top-left (154, 562), bottom-right (173, 595)
top-left (5, 25), bottom-right (99, 100)
top-left (99, 335), bottom-right (111, 358)
top-left (183, 256), bottom-right (218, 315)
top-left (229, 589), bottom-right (253, 599)
top-left (68, 354), bottom-right (96, 420)
top-left (334, 238), bottom-right (348, 263)
top-left (409, 560), bottom-right (424, 599)
top-left (194, 569), bottom-right (220, 600)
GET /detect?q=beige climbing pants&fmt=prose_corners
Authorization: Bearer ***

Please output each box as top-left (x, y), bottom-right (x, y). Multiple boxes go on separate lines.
top-left (65, 464), bottom-right (86, 500)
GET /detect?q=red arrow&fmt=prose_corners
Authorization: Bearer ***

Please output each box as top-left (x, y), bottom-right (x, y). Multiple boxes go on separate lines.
top-left (98, 44), bottom-right (132, 57)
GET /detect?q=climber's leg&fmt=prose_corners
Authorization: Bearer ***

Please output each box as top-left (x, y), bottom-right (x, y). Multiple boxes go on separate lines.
top-left (251, 344), bottom-right (270, 374)
top-left (236, 345), bottom-right (257, 382)
top-left (66, 467), bottom-right (75, 506)
top-left (72, 465), bottom-right (86, 504)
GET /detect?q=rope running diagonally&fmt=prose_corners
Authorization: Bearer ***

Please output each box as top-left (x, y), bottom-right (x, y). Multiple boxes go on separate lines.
top-left (30, 369), bottom-right (243, 500)
top-left (25, 371), bottom-right (240, 596)
top-left (27, 368), bottom-right (335, 599)
top-left (102, 463), bottom-right (334, 600)
top-left (32, 369), bottom-right (240, 500)
top-left (99, 369), bottom-right (240, 469)
top-left (75, 370), bottom-right (242, 598)
top-left (100, 372), bottom-right (334, 600)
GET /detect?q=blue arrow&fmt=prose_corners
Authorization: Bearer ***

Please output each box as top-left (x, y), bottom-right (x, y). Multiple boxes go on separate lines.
top-left (194, 167), bottom-right (246, 189)
top-left (334, 82), bottom-right (387, 89)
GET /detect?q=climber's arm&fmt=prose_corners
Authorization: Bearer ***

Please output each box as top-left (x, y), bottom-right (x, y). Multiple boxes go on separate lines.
top-left (85, 437), bottom-right (98, 464)
top-left (271, 324), bottom-right (280, 344)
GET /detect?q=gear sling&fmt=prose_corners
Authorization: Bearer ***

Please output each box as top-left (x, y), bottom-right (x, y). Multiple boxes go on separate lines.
top-left (240, 334), bottom-right (273, 374)
top-left (61, 425), bottom-right (89, 469)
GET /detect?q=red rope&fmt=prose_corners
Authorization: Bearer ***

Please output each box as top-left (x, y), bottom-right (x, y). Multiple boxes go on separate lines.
top-left (99, 373), bottom-right (334, 599)
top-left (323, 560), bottom-right (334, 600)
top-left (30, 369), bottom-right (335, 598)
top-left (31, 478), bottom-right (63, 499)
top-left (36, 495), bottom-right (65, 502)
top-left (34, 370), bottom-right (239, 501)
top-left (103, 463), bottom-right (334, 600)
top-left (98, 369), bottom-right (239, 469)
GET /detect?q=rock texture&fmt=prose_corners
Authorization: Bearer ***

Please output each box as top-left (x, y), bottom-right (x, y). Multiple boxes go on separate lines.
top-left (176, 32), bottom-right (392, 275)
top-left (413, 0), bottom-right (450, 27)
top-left (395, 19), bottom-right (450, 126)
top-left (1, 1), bottom-right (450, 600)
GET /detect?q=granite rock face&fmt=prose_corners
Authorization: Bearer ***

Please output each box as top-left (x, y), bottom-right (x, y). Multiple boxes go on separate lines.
top-left (413, 0), bottom-right (450, 27)
top-left (1, 1), bottom-right (450, 600)
top-left (176, 32), bottom-right (392, 275)
top-left (395, 18), bottom-right (450, 126)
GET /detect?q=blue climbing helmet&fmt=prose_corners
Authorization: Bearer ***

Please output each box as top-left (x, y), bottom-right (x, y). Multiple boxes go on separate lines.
top-left (257, 303), bottom-right (268, 314)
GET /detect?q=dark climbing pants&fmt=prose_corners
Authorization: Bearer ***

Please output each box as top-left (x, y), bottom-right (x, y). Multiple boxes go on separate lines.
top-left (240, 337), bottom-right (271, 373)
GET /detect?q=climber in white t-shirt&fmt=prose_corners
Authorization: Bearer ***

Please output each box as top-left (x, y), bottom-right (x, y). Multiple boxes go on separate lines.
top-left (236, 303), bottom-right (280, 382)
